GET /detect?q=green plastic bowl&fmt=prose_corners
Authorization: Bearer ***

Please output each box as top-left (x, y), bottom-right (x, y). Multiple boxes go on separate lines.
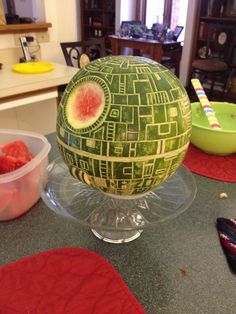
top-left (191, 102), bottom-right (236, 156)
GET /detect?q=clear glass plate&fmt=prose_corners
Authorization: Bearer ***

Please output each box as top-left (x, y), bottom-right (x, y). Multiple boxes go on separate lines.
top-left (40, 157), bottom-right (197, 243)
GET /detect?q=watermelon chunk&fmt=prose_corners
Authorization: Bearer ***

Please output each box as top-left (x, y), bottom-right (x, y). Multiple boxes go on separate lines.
top-left (0, 155), bottom-right (27, 174)
top-left (1, 140), bottom-right (32, 162)
top-left (0, 140), bottom-right (33, 174)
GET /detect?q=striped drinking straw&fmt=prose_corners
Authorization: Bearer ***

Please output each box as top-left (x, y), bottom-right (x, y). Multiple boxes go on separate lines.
top-left (191, 79), bottom-right (221, 129)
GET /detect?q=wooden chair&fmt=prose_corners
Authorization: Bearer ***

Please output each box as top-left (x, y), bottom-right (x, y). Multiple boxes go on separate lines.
top-left (60, 38), bottom-right (106, 68)
top-left (161, 43), bottom-right (183, 77)
top-left (190, 23), bottom-right (236, 99)
top-left (160, 26), bottom-right (184, 77)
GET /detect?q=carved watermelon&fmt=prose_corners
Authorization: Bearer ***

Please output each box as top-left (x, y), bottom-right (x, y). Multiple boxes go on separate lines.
top-left (57, 56), bottom-right (191, 197)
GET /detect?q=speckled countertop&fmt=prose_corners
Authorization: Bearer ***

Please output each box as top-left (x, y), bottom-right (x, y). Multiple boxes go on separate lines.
top-left (0, 133), bottom-right (236, 314)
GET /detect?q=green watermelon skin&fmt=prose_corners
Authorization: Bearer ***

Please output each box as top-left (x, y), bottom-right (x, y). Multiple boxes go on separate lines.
top-left (57, 56), bottom-right (191, 196)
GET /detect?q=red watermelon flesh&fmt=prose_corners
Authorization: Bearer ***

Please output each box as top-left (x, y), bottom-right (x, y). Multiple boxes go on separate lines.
top-left (1, 140), bottom-right (32, 162)
top-left (0, 155), bottom-right (27, 174)
top-left (0, 140), bottom-right (37, 220)
top-left (75, 84), bottom-right (103, 121)
top-left (0, 140), bottom-right (33, 175)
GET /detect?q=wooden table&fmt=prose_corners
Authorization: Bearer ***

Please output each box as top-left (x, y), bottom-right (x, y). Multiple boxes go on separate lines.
top-left (108, 35), bottom-right (182, 64)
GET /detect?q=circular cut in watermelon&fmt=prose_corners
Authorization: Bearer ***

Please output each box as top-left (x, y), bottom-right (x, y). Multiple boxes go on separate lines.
top-left (66, 81), bottom-right (105, 129)
top-left (57, 56), bottom-right (192, 197)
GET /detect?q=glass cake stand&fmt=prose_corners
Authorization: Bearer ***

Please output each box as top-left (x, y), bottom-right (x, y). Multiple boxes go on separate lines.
top-left (40, 157), bottom-right (197, 243)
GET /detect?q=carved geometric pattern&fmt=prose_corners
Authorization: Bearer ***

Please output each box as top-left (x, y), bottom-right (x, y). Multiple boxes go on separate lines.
top-left (57, 56), bottom-right (191, 196)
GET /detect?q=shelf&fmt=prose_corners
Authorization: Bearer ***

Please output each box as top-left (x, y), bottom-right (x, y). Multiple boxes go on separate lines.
top-left (200, 16), bottom-right (236, 23)
top-left (0, 23), bottom-right (52, 34)
top-left (197, 38), bottom-right (207, 42)
top-left (81, 0), bottom-right (115, 50)
top-left (84, 9), bottom-right (115, 13)
top-left (84, 24), bottom-right (114, 30)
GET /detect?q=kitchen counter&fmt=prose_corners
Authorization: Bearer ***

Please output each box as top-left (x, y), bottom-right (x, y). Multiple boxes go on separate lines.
top-left (0, 133), bottom-right (236, 314)
top-left (0, 63), bottom-right (78, 134)
top-left (0, 62), bottom-right (78, 99)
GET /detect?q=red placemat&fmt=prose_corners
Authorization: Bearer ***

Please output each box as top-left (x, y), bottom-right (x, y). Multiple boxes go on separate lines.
top-left (0, 247), bottom-right (147, 314)
top-left (183, 144), bottom-right (236, 182)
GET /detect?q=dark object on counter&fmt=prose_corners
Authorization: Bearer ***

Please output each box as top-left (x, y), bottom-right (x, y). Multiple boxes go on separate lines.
top-left (216, 217), bottom-right (236, 274)
top-left (19, 17), bottom-right (33, 23)
top-left (5, 14), bottom-right (20, 24)
top-left (0, 63), bottom-right (2, 70)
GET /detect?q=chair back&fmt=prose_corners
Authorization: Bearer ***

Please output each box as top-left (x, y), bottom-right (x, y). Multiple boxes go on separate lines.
top-left (162, 42), bottom-right (183, 77)
top-left (205, 24), bottom-right (236, 64)
top-left (60, 38), bottom-right (106, 68)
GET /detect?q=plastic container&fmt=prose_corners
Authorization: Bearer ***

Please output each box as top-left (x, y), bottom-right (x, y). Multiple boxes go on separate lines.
top-left (0, 129), bottom-right (51, 221)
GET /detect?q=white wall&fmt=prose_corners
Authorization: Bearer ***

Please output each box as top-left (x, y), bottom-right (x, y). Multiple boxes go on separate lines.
top-left (12, 0), bottom-right (46, 26)
top-left (120, 0), bottom-right (137, 22)
top-left (115, 0), bottom-right (121, 32)
top-left (14, 0), bottom-right (33, 18)
top-left (115, 0), bottom-right (137, 32)
top-left (40, 0), bottom-right (80, 64)
top-left (179, 0), bottom-right (197, 86)
top-left (33, 0), bottom-right (46, 22)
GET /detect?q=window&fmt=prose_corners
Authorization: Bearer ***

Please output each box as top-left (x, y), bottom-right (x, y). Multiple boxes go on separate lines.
top-left (170, 0), bottom-right (188, 31)
top-left (146, 0), bottom-right (165, 28)
top-left (144, 0), bottom-right (189, 41)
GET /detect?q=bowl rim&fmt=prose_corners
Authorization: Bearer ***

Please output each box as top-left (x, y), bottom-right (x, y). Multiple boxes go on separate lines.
top-left (0, 129), bottom-right (51, 183)
top-left (191, 102), bottom-right (236, 134)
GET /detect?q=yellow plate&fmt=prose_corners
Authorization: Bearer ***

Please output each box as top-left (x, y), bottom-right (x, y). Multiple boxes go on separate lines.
top-left (12, 62), bottom-right (54, 74)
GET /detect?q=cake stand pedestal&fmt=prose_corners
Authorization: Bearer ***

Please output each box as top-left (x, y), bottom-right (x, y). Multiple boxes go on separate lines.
top-left (40, 157), bottom-right (197, 243)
